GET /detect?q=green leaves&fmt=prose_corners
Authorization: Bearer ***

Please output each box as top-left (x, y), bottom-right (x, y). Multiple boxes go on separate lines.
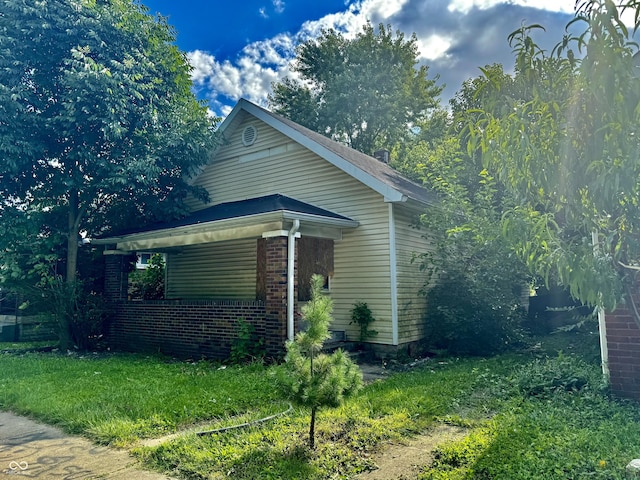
top-left (0, 0), bottom-right (217, 286)
top-left (269, 22), bottom-right (442, 155)
top-left (281, 274), bottom-right (362, 448)
top-left (471, 0), bottom-right (640, 309)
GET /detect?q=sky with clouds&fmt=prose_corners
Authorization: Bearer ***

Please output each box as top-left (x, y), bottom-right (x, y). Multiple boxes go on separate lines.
top-left (141, 0), bottom-right (579, 117)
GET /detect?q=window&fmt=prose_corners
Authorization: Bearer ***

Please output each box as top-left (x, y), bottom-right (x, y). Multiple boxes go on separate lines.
top-left (136, 252), bottom-right (152, 270)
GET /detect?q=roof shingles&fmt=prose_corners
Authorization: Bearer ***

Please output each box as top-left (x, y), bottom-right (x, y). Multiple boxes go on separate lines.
top-left (113, 194), bottom-right (353, 236)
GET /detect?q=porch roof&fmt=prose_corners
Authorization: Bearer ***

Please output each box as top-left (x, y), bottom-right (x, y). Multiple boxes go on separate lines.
top-left (93, 194), bottom-right (358, 251)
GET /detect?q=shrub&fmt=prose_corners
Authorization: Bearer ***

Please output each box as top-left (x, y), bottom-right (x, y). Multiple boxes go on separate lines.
top-left (424, 270), bottom-right (526, 356)
top-left (349, 302), bottom-right (378, 343)
top-left (513, 354), bottom-right (603, 398)
top-left (47, 278), bottom-right (111, 350)
top-left (129, 253), bottom-right (165, 300)
top-left (229, 318), bottom-right (265, 364)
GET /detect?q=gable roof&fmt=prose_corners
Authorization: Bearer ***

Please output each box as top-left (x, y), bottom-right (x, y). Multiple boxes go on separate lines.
top-left (218, 99), bottom-right (437, 206)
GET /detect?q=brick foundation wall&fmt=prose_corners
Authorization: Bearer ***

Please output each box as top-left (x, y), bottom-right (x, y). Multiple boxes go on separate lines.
top-left (606, 300), bottom-right (640, 400)
top-left (109, 300), bottom-right (270, 360)
top-left (103, 236), bottom-right (297, 361)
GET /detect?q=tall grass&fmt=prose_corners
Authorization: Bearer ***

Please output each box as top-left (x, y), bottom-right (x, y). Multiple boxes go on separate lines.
top-left (2, 332), bottom-right (640, 479)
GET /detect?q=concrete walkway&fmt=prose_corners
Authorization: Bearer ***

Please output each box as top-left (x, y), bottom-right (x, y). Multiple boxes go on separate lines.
top-left (0, 411), bottom-right (175, 479)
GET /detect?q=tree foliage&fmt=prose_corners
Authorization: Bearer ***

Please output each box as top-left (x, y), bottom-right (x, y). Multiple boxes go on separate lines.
top-left (471, 0), bottom-right (640, 310)
top-left (281, 275), bottom-right (362, 449)
top-left (412, 135), bottom-right (529, 355)
top-left (389, 64), bottom-right (531, 355)
top-left (0, 0), bottom-right (217, 289)
top-left (269, 22), bottom-right (442, 155)
top-left (129, 253), bottom-right (165, 300)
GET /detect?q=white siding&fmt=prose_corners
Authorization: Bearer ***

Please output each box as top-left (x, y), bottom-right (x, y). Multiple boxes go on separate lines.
top-left (166, 239), bottom-right (256, 300)
top-left (191, 116), bottom-right (395, 343)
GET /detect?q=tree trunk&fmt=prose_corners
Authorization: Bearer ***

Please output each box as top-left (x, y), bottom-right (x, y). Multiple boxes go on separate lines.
top-left (66, 191), bottom-right (82, 283)
top-left (309, 406), bottom-right (316, 449)
top-left (66, 223), bottom-right (78, 284)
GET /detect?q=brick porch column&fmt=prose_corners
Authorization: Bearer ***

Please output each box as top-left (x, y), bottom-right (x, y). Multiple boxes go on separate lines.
top-left (103, 249), bottom-right (130, 302)
top-left (607, 291), bottom-right (640, 400)
top-left (264, 236), bottom-right (297, 358)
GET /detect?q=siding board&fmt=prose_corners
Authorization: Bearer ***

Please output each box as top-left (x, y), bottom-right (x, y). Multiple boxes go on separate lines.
top-left (166, 239), bottom-right (257, 300)
top-left (192, 117), bottom-right (394, 344)
top-left (394, 205), bottom-right (432, 343)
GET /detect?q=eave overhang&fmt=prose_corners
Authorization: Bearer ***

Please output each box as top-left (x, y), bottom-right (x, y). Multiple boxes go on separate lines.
top-left (93, 210), bottom-right (358, 252)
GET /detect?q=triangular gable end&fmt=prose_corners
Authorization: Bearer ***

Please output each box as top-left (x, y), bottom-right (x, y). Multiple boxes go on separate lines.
top-left (211, 99), bottom-right (436, 206)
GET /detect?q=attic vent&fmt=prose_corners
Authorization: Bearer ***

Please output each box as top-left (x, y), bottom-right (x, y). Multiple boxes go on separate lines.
top-left (242, 125), bottom-right (257, 146)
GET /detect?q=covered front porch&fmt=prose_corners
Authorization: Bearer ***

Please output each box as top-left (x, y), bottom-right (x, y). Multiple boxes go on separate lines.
top-left (96, 194), bottom-right (358, 359)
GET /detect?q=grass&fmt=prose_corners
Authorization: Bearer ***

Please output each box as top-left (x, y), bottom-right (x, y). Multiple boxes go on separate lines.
top-left (0, 351), bottom-right (281, 446)
top-left (1, 331), bottom-right (640, 479)
top-left (0, 340), bottom-right (56, 352)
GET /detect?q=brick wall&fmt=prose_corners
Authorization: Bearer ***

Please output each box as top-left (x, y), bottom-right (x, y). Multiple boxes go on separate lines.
top-left (109, 300), bottom-right (270, 360)
top-left (263, 236), bottom-right (297, 353)
top-left (104, 251), bottom-right (129, 302)
top-left (103, 236), bottom-right (297, 361)
top-left (606, 299), bottom-right (640, 400)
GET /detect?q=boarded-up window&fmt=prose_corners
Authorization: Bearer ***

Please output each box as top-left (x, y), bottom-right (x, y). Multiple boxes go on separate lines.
top-left (298, 238), bottom-right (333, 301)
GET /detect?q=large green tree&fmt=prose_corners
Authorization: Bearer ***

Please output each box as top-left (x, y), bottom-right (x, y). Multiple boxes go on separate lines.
top-left (0, 0), bottom-right (216, 287)
top-left (269, 22), bottom-right (442, 155)
top-left (472, 0), bottom-right (640, 310)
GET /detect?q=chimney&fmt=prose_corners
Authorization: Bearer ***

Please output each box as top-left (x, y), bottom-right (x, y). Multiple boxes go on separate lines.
top-left (373, 149), bottom-right (390, 164)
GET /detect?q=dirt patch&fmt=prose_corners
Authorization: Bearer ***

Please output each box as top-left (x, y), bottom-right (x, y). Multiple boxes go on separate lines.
top-left (356, 424), bottom-right (467, 480)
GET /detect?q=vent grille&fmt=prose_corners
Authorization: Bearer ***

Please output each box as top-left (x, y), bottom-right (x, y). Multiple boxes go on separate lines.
top-left (242, 125), bottom-right (257, 146)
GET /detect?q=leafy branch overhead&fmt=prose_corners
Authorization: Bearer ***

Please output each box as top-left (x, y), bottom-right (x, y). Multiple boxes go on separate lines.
top-left (471, 0), bottom-right (640, 310)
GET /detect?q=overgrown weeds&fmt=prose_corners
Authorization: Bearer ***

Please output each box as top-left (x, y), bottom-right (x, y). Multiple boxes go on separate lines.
top-left (1, 331), bottom-right (640, 479)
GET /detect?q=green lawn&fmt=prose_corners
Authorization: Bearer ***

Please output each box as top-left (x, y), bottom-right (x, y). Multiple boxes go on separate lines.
top-left (1, 332), bottom-right (639, 479)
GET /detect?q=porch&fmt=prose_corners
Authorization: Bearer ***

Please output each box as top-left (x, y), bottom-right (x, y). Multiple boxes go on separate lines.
top-left (97, 194), bottom-right (358, 359)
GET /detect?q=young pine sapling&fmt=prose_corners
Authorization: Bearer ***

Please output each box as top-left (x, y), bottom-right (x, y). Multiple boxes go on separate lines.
top-left (282, 274), bottom-right (363, 449)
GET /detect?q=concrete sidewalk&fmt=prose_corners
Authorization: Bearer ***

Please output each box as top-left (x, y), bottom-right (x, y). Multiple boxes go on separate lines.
top-left (0, 411), bottom-right (175, 479)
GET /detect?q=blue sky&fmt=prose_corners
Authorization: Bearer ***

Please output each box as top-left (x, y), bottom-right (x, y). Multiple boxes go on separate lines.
top-left (140, 0), bottom-right (577, 117)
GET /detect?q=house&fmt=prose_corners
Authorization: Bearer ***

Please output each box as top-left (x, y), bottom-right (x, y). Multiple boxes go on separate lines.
top-left (95, 98), bottom-right (437, 360)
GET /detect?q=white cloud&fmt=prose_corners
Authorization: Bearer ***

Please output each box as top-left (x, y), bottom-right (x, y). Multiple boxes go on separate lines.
top-left (359, 0), bottom-right (409, 19)
top-left (416, 34), bottom-right (452, 61)
top-left (273, 0), bottom-right (285, 14)
top-left (447, 0), bottom-right (575, 14)
top-left (187, 34), bottom-right (298, 114)
top-left (259, 7), bottom-right (268, 18)
top-left (188, 50), bottom-right (217, 85)
top-left (298, 5), bottom-right (364, 40)
top-left (296, 0), bottom-right (413, 41)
